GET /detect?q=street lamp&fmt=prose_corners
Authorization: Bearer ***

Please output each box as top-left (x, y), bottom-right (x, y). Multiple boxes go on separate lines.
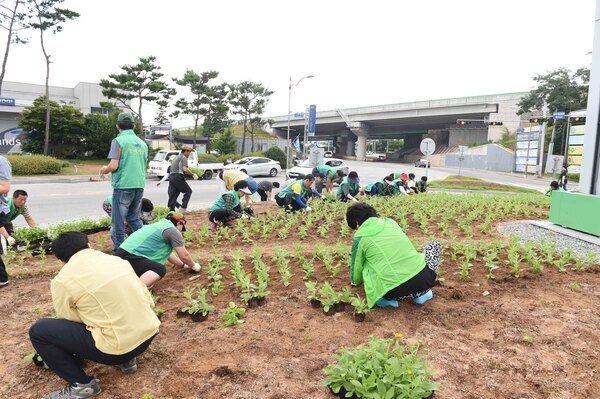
top-left (286, 75), bottom-right (314, 170)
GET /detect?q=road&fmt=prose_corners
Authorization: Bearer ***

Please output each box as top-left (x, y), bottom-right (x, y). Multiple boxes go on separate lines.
top-left (11, 160), bottom-right (561, 228)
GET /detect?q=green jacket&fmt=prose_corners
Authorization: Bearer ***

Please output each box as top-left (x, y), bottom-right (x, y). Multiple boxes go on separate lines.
top-left (350, 217), bottom-right (425, 308)
top-left (336, 177), bottom-right (360, 200)
top-left (120, 219), bottom-right (176, 264)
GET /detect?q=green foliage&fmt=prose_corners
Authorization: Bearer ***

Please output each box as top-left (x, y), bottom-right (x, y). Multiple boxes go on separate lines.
top-left (324, 335), bottom-right (439, 398)
top-left (6, 154), bottom-right (62, 175)
top-left (222, 301), bottom-right (245, 327)
top-left (263, 146), bottom-right (286, 167)
top-left (100, 55), bottom-right (176, 136)
top-left (211, 128), bottom-right (237, 155)
top-left (495, 127), bottom-right (516, 150)
top-left (181, 287), bottom-right (215, 316)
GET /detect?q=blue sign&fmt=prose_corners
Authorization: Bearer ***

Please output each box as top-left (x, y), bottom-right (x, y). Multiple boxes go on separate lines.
top-left (0, 98), bottom-right (15, 106)
top-left (293, 112), bottom-right (304, 118)
top-left (308, 104), bottom-right (316, 136)
top-left (553, 111), bottom-right (566, 120)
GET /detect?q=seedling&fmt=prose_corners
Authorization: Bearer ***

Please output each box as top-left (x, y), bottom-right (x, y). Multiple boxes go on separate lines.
top-left (222, 302), bottom-right (245, 327)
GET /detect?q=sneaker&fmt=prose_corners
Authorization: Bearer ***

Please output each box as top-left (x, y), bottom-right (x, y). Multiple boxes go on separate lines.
top-left (116, 357), bottom-right (137, 374)
top-left (375, 298), bottom-right (399, 308)
top-left (179, 208), bottom-right (187, 214)
top-left (47, 378), bottom-right (101, 398)
top-left (0, 280), bottom-right (8, 288)
top-left (413, 289), bottom-right (433, 305)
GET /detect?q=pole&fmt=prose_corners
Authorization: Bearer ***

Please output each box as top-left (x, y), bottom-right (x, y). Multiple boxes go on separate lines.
top-left (547, 123), bottom-right (556, 178)
top-left (286, 76), bottom-right (292, 170)
top-left (537, 103), bottom-right (548, 177)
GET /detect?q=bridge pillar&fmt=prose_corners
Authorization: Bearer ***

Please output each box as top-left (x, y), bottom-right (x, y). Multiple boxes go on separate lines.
top-left (355, 135), bottom-right (367, 161)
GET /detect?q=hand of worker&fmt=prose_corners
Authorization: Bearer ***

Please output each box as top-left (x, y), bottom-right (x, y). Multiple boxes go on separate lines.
top-left (191, 262), bottom-right (201, 272)
top-left (6, 236), bottom-right (16, 246)
top-left (192, 174), bottom-right (199, 180)
top-left (304, 206), bottom-right (312, 212)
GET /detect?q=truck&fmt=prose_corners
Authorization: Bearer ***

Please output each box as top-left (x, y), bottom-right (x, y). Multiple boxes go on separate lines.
top-left (147, 149), bottom-right (223, 180)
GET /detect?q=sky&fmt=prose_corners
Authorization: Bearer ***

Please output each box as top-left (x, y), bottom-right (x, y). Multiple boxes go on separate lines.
top-left (1, 0), bottom-right (596, 128)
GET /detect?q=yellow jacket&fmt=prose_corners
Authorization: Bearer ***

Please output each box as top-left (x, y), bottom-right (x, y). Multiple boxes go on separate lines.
top-left (51, 248), bottom-right (160, 355)
top-left (223, 169), bottom-right (251, 205)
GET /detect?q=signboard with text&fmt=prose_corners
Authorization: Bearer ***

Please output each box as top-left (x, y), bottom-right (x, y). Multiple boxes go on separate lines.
top-left (514, 126), bottom-right (540, 173)
top-left (307, 104), bottom-right (316, 136)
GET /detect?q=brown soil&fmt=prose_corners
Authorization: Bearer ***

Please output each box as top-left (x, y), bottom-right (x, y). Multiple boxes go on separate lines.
top-left (1, 201), bottom-right (600, 399)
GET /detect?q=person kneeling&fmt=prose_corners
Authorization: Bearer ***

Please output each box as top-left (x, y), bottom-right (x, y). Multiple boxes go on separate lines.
top-left (346, 203), bottom-right (442, 308)
top-left (115, 212), bottom-right (200, 287)
top-left (208, 180), bottom-right (253, 229)
top-left (29, 231), bottom-right (160, 399)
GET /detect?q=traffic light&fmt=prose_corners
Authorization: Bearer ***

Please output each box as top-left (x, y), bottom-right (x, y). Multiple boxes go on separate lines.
top-left (485, 121), bottom-right (503, 126)
top-left (528, 118), bottom-right (545, 124)
top-left (569, 116), bottom-right (586, 124)
top-left (456, 119), bottom-right (471, 125)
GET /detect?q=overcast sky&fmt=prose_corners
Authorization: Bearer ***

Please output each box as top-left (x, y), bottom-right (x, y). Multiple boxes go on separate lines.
top-left (1, 0), bottom-right (596, 128)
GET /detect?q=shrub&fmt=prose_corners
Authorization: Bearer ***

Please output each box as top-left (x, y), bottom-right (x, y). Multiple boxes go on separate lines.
top-left (263, 146), bottom-right (285, 166)
top-left (324, 335), bottom-right (439, 398)
top-left (6, 155), bottom-right (62, 175)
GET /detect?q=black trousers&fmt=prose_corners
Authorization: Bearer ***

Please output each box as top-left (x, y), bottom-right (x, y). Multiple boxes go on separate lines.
top-left (29, 318), bottom-right (156, 384)
top-left (257, 188), bottom-right (269, 202)
top-left (167, 174), bottom-right (192, 211)
top-left (0, 212), bottom-right (9, 282)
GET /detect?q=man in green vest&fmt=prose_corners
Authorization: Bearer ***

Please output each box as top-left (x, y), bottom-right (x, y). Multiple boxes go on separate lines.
top-left (336, 171), bottom-right (361, 202)
top-left (208, 180), bottom-right (253, 229)
top-left (0, 189), bottom-right (37, 247)
top-left (275, 174), bottom-right (315, 212)
top-left (115, 212), bottom-right (200, 287)
top-left (100, 113), bottom-right (148, 255)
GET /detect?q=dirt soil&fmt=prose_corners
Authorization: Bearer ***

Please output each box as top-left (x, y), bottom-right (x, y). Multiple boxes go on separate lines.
top-left (1, 202), bottom-right (600, 399)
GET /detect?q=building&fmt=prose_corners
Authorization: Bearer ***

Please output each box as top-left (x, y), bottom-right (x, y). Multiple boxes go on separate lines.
top-left (0, 81), bottom-right (113, 153)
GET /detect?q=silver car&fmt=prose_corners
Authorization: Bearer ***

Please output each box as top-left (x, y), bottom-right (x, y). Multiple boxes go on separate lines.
top-left (223, 156), bottom-right (281, 177)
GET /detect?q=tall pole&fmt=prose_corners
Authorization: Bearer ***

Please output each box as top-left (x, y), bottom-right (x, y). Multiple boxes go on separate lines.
top-left (286, 76), bottom-right (292, 170)
top-left (285, 75), bottom-right (314, 170)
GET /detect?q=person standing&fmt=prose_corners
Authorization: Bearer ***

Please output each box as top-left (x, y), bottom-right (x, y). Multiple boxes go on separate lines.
top-left (115, 212), bottom-right (200, 287)
top-left (167, 145), bottom-right (199, 213)
top-left (0, 189), bottom-right (37, 247)
top-left (346, 203), bottom-right (442, 308)
top-left (256, 180), bottom-right (280, 202)
top-left (558, 163), bottom-right (569, 191)
top-left (100, 112), bottom-right (148, 254)
top-left (0, 155), bottom-right (11, 288)
top-left (29, 231), bottom-right (160, 398)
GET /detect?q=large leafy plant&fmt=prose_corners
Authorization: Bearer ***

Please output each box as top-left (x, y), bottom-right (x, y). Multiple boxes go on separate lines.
top-left (324, 335), bottom-right (439, 399)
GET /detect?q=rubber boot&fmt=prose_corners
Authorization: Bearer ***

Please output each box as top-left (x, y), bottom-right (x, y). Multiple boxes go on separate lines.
top-left (375, 298), bottom-right (399, 308)
top-left (413, 289), bottom-right (433, 305)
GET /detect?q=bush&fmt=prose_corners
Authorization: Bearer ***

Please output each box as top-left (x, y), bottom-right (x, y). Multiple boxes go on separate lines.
top-left (263, 146), bottom-right (286, 167)
top-left (6, 155), bottom-right (63, 175)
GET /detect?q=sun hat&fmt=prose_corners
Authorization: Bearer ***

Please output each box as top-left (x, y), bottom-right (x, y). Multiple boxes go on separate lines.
top-left (239, 186), bottom-right (252, 195)
top-left (166, 212), bottom-right (187, 231)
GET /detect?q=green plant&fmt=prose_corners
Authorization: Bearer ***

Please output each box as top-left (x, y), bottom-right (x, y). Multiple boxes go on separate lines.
top-left (181, 287), bottom-right (215, 317)
top-left (222, 302), bottom-right (245, 327)
top-left (350, 295), bottom-right (370, 315)
top-left (324, 335), bottom-right (439, 398)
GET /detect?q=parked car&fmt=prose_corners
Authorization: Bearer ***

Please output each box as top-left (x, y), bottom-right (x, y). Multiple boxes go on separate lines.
top-left (147, 149), bottom-right (223, 179)
top-left (415, 159), bottom-right (430, 168)
top-left (366, 152), bottom-right (387, 161)
top-left (324, 150), bottom-right (333, 158)
top-left (222, 156), bottom-right (281, 177)
top-left (287, 158), bottom-right (349, 179)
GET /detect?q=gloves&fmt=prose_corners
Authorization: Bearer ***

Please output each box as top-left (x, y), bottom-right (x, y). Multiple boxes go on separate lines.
top-left (191, 262), bottom-right (201, 272)
top-left (156, 182), bottom-right (161, 187)
top-left (6, 236), bottom-right (15, 246)
top-left (303, 206), bottom-right (312, 212)
top-left (192, 174), bottom-right (199, 180)
top-left (241, 213), bottom-right (251, 220)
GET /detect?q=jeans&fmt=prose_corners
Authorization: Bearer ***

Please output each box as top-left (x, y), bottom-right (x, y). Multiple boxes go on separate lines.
top-left (111, 188), bottom-right (144, 254)
top-left (29, 318), bottom-right (156, 384)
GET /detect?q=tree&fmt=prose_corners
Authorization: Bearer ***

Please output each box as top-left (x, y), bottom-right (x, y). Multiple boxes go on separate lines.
top-left (211, 128), bottom-right (236, 155)
top-left (228, 81), bottom-right (273, 154)
top-left (25, 0), bottom-right (79, 155)
top-left (100, 55), bottom-right (176, 137)
top-left (517, 67), bottom-right (589, 155)
top-left (0, 0), bottom-right (28, 95)
top-left (17, 96), bottom-right (85, 157)
top-left (154, 99), bottom-right (170, 126)
top-left (82, 111), bottom-right (118, 157)
top-left (173, 70), bottom-right (230, 153)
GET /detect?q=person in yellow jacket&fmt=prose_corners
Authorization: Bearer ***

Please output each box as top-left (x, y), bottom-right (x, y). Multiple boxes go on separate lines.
top-left (29, 231), bottom-right (160, 399)
top-left (216, 169), bottom-right (257, 205)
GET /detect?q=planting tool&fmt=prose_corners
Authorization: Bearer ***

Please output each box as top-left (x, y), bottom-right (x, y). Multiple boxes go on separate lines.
top-left (188, 274), bottom-right (203, 281)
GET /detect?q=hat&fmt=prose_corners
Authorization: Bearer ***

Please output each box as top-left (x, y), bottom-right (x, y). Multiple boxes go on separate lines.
top-left (181, 145), bottom-right (193, 151)
top-left (239, 186), bottom-right (252, 195)
top-left (348, 177), bottom-right (360, 184)
top-left (117, 112), bottom-right (135, 123)
top-left (166, 211), bottom-right (187, 231)
top-left (400, 173), bottom-right (409, 181)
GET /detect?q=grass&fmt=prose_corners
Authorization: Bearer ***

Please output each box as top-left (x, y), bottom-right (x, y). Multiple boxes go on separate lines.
top-left (429, 175), bottom-right (541, 194)
top-left (58, 158), bottom-right (105, 175)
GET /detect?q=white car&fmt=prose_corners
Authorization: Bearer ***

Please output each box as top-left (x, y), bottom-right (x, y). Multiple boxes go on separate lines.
top-left (148, 150), bottom-right (198, 178)
top-left (324, 150), bottom-right (333, 158)
top-left (287, 158), bottom-right (350, 179)
top-left (223, 156), bottom-right (281, 177)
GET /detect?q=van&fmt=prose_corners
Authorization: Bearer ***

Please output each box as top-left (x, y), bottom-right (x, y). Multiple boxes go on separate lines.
top-left (148, 150), bottom-right (197, 178)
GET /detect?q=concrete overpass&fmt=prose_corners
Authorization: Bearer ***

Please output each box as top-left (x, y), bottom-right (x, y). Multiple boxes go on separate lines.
top-left (269, 92), bottom-right (527, 160)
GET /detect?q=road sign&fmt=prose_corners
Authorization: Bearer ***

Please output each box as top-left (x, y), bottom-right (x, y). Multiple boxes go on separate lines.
top-left (293, 112), bottom-right (304, 118)
top-left (420, 138), bottom-right (436, 156)
top-left (553, 111), bottom-right (566, 120)
top-left (308, 104), bottom-right (316, 136)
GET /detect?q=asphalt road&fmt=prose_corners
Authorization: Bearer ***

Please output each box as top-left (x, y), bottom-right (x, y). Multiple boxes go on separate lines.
top-left (11, 160), bottom-right (562, 228)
